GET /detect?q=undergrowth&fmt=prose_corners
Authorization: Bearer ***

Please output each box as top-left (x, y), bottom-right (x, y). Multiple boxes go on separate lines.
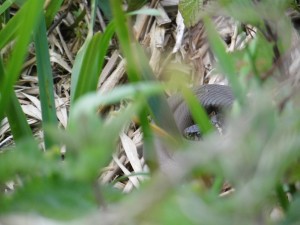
top-left (0, 0), bottom-right (300, 224)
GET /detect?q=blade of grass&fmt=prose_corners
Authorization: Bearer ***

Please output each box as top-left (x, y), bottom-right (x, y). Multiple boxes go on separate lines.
top-left (71, 0), bottom-right (114, 104)
top-left (5, 92), bottom-right (33, 142)
top-left (44, 0), bottom-right (63, 27)
top-left (0, 0), bottom-right (44, 121)
top-left (181, 87), bottom-right (214, 135)
top-left (70, 40), bottom-right (89, 103)
top-left (70, 82), bottom-right (164, 121)
top-left (110, 0), bottom-right (139, 82)
top-left (71, 21), bottom-right (115, 103)
top-left (0, 58), bottom-right (32, 142)
top-left (276, 183), bottom-right (289, 212)
top-left (0, 3), bottom-right (22, 49)
top-left (97, 0), bottom-right (113, 21)
top-left (89, 0), bottom-right (97, 36)
top-left (33, 12), bottom-right (58, 149)
top-left (110, 1), bottom-right (184, 172)
top-left (0, 0), bottom-right (15, 15)
top-left (110, 1), bottom-right (181, 136)
top-left (203, 16), bottom-right (246, 106)
top-left (72, 33), bottom-right (103, 101)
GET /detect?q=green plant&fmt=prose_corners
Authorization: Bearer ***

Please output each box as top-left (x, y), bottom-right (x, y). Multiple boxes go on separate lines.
top-left (0, 0), bottom-right (300, 224)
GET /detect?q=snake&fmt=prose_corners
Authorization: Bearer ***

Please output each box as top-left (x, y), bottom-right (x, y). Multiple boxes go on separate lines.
top-left (167, 84), bottom-right (235, 138)
top-left (142, 84), bottom-right (235, 164)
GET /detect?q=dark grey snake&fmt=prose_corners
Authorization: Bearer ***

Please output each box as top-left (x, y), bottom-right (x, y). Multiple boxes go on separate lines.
top-left (143, 84), bottom-right (235, 166)
top-left (167, 84), bottom-right (234, 138)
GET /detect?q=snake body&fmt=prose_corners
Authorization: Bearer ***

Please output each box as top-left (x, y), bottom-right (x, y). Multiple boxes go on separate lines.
top-left (168, 84), bottom-right (235, 135)
top-left (143, 84), bottom-right (235, 167)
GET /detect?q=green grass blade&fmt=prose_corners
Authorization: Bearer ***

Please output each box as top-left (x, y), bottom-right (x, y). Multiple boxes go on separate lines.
top-left (0, 0), bottom-right (44, 121)
top-left (97, 0), bottom-right (113, 21)
top-left (70, 39), bottom-right (89, 103)
top-left (33, 13), bottom-right (58, 149)
top-left (203, 16), bottom-right (246, 106)
top-left (181, 87), bottom-right (214, 135)
top-left (0, 0), bottom-right (15, 15)
top-left (0, 4), bottom-right (21, 49)
top-left (44, 0), bottom-right (63, 27)
top-left (72, 22), bottom-right (115, 103)
top-left (0, 56), bottom-right (3, 83)
top-left (110, 0), bottom-right (140, 82)
top-left (70, 82), bottom-right (164, 121)
top-left (0, 57), bottom-right (32, 142)
top-left (110, 0), bottom-right (182, 142)
top-left (5, 92), bottom-right (33, 142)
top-left (89, 0), bottom-right (97, 36)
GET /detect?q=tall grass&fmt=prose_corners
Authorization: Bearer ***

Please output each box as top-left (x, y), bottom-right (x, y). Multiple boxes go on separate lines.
top-left (0, 0), bottom-right (299, 224)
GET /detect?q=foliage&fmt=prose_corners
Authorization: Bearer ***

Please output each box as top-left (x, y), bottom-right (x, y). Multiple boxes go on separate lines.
top-left (0, 0), bottom-right (300, 224)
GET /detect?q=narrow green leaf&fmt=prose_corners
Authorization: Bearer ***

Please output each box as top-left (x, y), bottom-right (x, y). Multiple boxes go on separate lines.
top-left (33, 13), bottom-right (58, 149)
top-left (181, 87), bottom-right (214, 135)
top-left (110, 0), bottom-right (140, 81)
top-left (0, 56), bottom-right (4, 83)
top-left (70, 38), bottom-right (89, 103)
top-left (0, 2), bottom-right (22, 49)
top-left (5, 92), bottom-right (33, 142)
top-left (70, 82), bottom-right (164, 121)
top-left (0, 0), bottom-right (44, 121)
top-left (97, 0), bottom-right (112, 20)
top-left (14, 0), bottom-right (26, 6)
top-left (72, 22), bottom-right (115, 103)
top-left (0, 0), bottom-right (15, 15)
top-left (44, 0), bottom-right (63, 27)
top-left (0, 61), bottom-right (29, 143)
top-left (89, 0), bottom-right (97, 36)
top-left (133, 45), bottom-right (181, 136)
top-left (110, 1), bottom-right (181, 141)
top-left (127, 0), bottom-right (148, 12)
top-left (203, 16), bottom-right (246, 106)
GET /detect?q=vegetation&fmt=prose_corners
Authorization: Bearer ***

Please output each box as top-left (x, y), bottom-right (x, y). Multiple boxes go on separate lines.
top-left (0, 0), bottom-right (300, 224)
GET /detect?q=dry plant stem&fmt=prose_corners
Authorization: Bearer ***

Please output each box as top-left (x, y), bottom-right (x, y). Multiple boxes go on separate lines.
top-left (47, 2), bottom-right (73, 35)
top-left (149, 25), bottom-right (166, 74)
top-left (119, 132), bottom-right (144, 181)
top-left (98, 50), bottom-right (120, 87)
top-left (96, 8), bottom-right (107, 31)
top-left (55, 27), bottom-right (74, 64)
top-left (0, 135), bottom-right (13, 148)
top-left (22, 57), bottom-right (36, 70)
top-left (132, 116), bottom-right (177, 143)
top-left (136, 0), bottom-right (160, 40)
top-left (112, 154), bottom-right (140, 189)
top-left (245, 25), bottom-right (256, 38)
top-left (228, 22), bottom-right (239, 52)
top-left (99, 59), bottom-right (126, 94)
top-left (100, 155), bottom-right (127, 184)
top-left (172, 11), bottom-right (185, 53)
top-left (158, 51), bottom-right (174, 76)
top-left (155, 3), bottom-right (172, 26)
top-left (123, 180), bottom-right (134, 193)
